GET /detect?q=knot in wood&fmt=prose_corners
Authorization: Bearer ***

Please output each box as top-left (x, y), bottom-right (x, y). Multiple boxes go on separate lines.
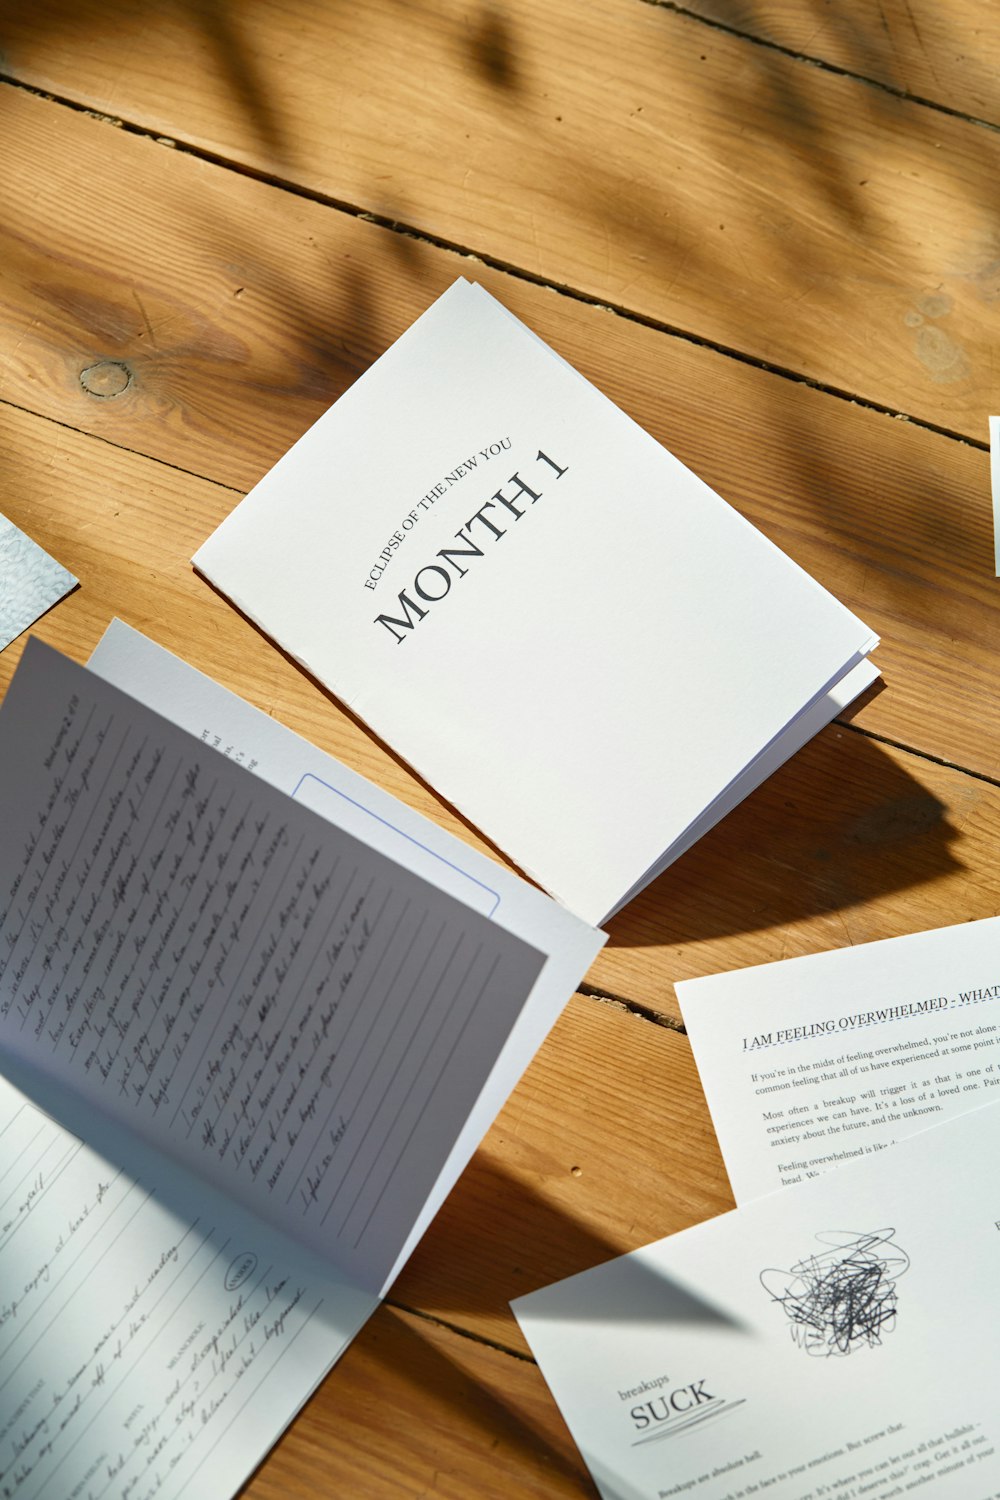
top-left (80, 360), bottom-right (132, 398)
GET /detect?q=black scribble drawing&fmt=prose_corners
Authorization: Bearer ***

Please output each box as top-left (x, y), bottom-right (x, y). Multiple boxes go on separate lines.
top-left (760, 1229), bottom-right (909, 1357)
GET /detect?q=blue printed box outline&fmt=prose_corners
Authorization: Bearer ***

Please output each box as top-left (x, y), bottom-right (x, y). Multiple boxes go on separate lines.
top-left (291, 772), bottom-right (502, 917)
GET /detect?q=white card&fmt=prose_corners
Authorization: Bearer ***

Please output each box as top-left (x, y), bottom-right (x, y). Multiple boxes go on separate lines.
top-left (194, 280), bottom-right (878, 924)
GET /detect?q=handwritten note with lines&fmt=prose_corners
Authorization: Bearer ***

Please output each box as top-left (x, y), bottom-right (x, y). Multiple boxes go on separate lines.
top-left (0, 641), bottom-right (543, 1285)
top-left (0, 1072), bottom-right (367, 1500)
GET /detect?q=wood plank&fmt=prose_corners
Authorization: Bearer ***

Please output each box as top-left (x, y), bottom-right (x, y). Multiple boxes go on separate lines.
top-left (394, 997), bottom-right (731, 1353)
top-left (680, 0), bottom-right (1000, 124)
top-left (4, 90), bottom-right (1000, 800)
top-left (2, 2), bottom-right (1000, 436)
top-left (606, 721), bottom-right (996, 1015)
top-left (242, 1303), bottom-right (592, 1499)
top-left (5, 399), bottom-right (1000, 1025)
top-left (4, 13), bottom-right (995, 1497)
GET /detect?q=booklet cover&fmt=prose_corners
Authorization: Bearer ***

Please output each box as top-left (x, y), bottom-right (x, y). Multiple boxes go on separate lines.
top-left (0, 635), bottom-right (602, 1500)
top-left (193, 279), bottom-right (878, 925)
top-left (514, 1100), bottom-right (1000, 1500)
top-left (677, 915), bottom-right (1000, 1204)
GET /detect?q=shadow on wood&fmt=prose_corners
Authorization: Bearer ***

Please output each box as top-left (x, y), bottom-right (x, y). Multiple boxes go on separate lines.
top-left (610, 724), bottom-right (960, 953)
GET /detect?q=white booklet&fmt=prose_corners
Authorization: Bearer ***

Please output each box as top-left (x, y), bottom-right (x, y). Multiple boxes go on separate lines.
top-left (193, 279), bottom-right (879, 925)
top-left (515, 1100), bottom-right (1000, 1500)
top-left (0, 633), bottom-right (602, 1500)
top-left (677, 916), bottom-right (1000, 1204)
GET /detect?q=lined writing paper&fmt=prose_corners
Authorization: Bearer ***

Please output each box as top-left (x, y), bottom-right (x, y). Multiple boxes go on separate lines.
top-left (0, 1070), bottom-right (375, 1500)
top-left (0, 641), bottom-right (544, 1290)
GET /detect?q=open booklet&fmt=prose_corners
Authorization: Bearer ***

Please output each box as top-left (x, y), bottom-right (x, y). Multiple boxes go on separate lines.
top-left (514, 1098), bottom-right (1000, 1500)
top-left (193, 278), bottom-right (880, 926)
top-left (0, 627), bottom-right (603, 1500)
top-left (676, 915), bottom-right (1000, 1203)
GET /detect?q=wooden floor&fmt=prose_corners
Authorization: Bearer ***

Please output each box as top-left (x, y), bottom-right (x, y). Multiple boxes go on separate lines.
top-left (3, 1), bottom-right (1000, 1493)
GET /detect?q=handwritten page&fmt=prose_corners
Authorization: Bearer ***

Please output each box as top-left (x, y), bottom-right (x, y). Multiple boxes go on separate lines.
top-left (0, 513), bottom-right (76, 652)
top-left (0, 639), bottom-right (546, 1294)
top-left (677, 915), bottom-right (1000, 1203)
top-left (193, 278), bottom-right (878, 926)
top-left (515, 1100), bottom-right (1000, 1500)
top-left (86, 620), bottom-right (604, 1288)
top-left (0, 1064), bottom-right (375, 1500)
top-left (115, 616), bottom-right (871, 925)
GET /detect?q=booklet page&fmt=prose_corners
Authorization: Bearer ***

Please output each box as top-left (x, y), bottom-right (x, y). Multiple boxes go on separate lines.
top-left (677, 916), bottom-right (1000, 1203)
top-left (0, 640), bottom-right (547, 1295)
top-left (515, 1101), bottom-right (1000, 1500)
top-left (0, 1065), bottom-right (375, 1500)
top-left (89, 620), bottom-right (503, 916)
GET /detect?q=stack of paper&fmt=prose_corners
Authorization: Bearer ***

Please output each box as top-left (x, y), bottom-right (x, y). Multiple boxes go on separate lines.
top-left (193, 280), bottom-right (879, 925)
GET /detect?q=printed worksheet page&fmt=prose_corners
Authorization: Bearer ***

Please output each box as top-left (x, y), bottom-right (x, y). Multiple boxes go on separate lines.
top-left (677, 916), bottom-right (1000, 1202)
top-left (515, 1101), bottom-right (1000, 1500)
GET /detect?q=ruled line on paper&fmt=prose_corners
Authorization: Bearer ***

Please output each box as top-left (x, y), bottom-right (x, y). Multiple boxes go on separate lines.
top-left (348, 950), bottom-right (500, 1249)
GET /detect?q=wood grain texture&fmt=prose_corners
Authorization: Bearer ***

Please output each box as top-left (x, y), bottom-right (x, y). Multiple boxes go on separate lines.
top-left (3, 89), bottom-right (1000, 800)
top-left (241, 1304), bottom-right (593, 1499)
top-left (605, 723), bottom-right (1000, 1016)
top-left (395, 997), bottom-right (731, 1353)
top-left (1, 5), bottom-right (999, 1492)
top-left (2, 1), bottom-right (1000, 436)
top-left (679, 0), bottom-right (1000, 124)
top-left (4, 397), bottom-right (1000, 1029)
